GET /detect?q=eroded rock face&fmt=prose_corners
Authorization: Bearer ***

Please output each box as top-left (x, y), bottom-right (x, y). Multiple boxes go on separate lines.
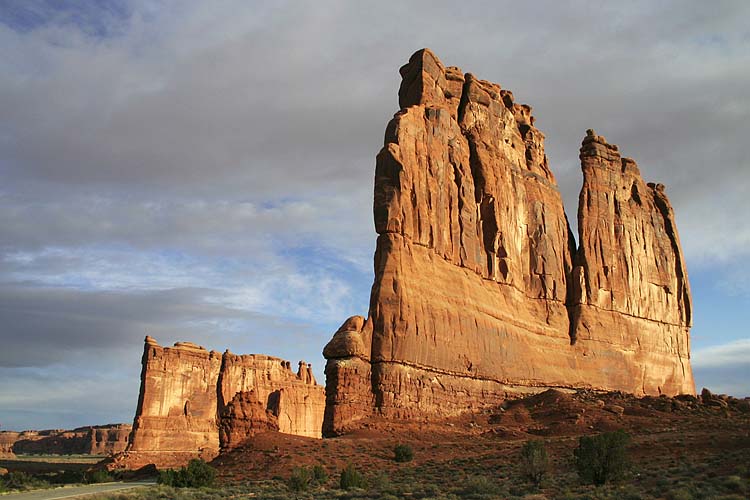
top-left (0, 425), bottom-right (130, 456)
top-left (219, 391), bottom-right (279, 450)
top-left (323, 316), bottom-right (373, 436)
top-left (569, 130), bottom-right (694, 395)
top-left (323, 49), bottom-right (694, 435)
top-left (118, 337), bottom-right (324, 469)
top-left (0, 432), bottom-right (19, 458)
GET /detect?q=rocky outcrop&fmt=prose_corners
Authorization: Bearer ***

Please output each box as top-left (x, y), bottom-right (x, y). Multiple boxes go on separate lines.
top-left (569, 130), bottom-right (694, 395)
top-left (322, 316), bottom-right (374, 436)
top-left (218, 391), bottom-right (279, 450)
top-left (117, 336), bottom-right (324, 469)
top-left (0, 425), bottom-right (130, 456)
top-left (323, 49), bottom-right (694, 435)
top-left (0, 431), bottom-right (19, 458)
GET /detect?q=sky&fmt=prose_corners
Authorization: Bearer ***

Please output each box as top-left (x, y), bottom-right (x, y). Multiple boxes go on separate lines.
top-left (0, 0), bottom-right (748, 431)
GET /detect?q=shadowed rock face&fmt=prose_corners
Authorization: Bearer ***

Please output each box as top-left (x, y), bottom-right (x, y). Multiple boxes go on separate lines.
top-left (0, 425), bottom-right (131, 457)
top-left (323, 49), bottom-right (694, 436)
top-left (118, 336), bottom-right (324, 469)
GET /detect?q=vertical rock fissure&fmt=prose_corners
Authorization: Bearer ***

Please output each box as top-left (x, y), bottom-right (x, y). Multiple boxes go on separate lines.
top-left (652, 189), bottom-right (692, 326)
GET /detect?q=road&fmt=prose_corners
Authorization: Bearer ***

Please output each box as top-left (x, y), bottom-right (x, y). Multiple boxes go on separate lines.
top-left (2, 481), bottom-right (155, 499)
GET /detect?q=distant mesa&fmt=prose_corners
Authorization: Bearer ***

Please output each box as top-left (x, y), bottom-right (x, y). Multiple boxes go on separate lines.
top-left (322, 48), bottom-right (694, 436)
top-left (0, 424), bottom-right (130, 458)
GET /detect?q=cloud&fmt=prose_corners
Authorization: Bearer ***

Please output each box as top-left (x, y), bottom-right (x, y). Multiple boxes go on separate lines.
top-left (0, 365), bottom-right (140, 430)
top-left (692, 339), bottom-right (750, 397)
top-left (692, 339), bottom-right (750, 369)
top-left (0, 285), bottom-right (254, 367)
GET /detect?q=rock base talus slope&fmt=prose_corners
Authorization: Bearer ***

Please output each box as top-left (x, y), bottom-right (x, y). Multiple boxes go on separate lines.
top-left (323, 49), bottom-right (694, 435)
top-left (118, 336), bottom-right (325, 468)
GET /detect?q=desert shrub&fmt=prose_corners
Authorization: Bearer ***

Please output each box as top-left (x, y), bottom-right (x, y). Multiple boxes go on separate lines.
top-left (722, 475), bottom-right (746, 493)
top-left (157, 458), bottom-right (216, 488)
top-left (85, 470), bottom-right (113, 484)
top-left (379, 495), bottom-right (400, 500)
top-left (462, 475), bottom-right (500, 496)
top-left (419, 483), bottom-right (441, 497)
top-left (287, 464), bottom-right (327, 491)
top-left (667, 488), bottom-right (693, 500)
top-left (519, 440), bottom-right (549, 487)
top-left (287, 466), bottom-right (312, 492)
top-left (49, 469), bottom-right (85, 484)
top-left (312, 464), bottom-right (328, 484)
top-left (394, 443), bottom-right (414, 463)
top-left (339, 462), bottom-right (366, 490)
top-left (1, 471), bottom-right (48, 491)
top-left (369, 471), bottom-right (392, 493)
top-left (574, 429), bottom-right (630, 485)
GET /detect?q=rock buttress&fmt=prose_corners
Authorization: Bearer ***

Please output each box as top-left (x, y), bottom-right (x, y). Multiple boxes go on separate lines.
top-left (125, 337), bottom-right (222, 468)
top-left (323, 49), bottom-right (694, 435)
top-left (322, 316), bottom-right (374, 436)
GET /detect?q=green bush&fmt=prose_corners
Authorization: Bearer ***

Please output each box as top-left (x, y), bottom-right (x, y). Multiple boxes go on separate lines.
top-left (339, 462), bottom-right (366, 490)
top-left (85, 470), bottom-right (113, 484)
top-left (520, 440), bottom-right (549, 487)
top-left (287, 466), bottom-right (312, 492)
top-left (462, 476), bottom-right (500, 495)
top-left (574, 429), bottom-right (630, 485)
top-left (157, 458), bottom-right (216, 488)
top-left (312, 464), bottom-right (328, 484)
top-left (1, 471), bottom-right (48, 491)
top-left (286, 464), bottom-right (328, 491)
top-left (394, 443), bottom-right (414, 463)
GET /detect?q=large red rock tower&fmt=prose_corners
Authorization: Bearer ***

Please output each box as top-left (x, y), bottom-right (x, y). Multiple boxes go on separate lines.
top-left (323, 49), bottom-right (694, 435)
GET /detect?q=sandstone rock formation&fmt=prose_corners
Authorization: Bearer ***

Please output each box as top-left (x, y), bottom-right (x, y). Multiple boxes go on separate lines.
top-left (0, 425), bottom-right (130, 456)
top-left (0, 431), bottom-right (19, 458)
top-left (323, 49), bottom-right (694, 435)
top-left (569, 129), bottom-right (693, 394)
top-left (117, 336), bottom-right (324, 469)
top-left (218, 391), bottom-right (279, 450)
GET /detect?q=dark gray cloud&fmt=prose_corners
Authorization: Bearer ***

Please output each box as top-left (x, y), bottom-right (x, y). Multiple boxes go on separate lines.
top-left (0, 285), bottom-right (271, 367)
top-left (0, 0), bottom-right (748, 428)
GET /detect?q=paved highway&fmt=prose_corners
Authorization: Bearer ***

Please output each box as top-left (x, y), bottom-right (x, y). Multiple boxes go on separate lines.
top-left (2, 481), bottom-right (155, 499)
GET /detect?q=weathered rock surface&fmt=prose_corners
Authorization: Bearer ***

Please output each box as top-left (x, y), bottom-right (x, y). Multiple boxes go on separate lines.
top-left (569, 129), bottom-right (694, 395)
top-left (117, 336), bottom-right (324, 469)
top-left (323, 49), bottom-right (694, 435)
top-left (0, 431), bottom-right (19, 458)
top-left (219, 391), bottom-right (279, 450)
top-left (0, 425), bottom-right (130, 456)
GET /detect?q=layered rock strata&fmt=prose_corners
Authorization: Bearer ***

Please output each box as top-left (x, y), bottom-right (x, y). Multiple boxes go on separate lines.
top-left (119, 337), bottom-right (324, 468)
top-left (323, 49), bottom-right (694, 435)
top-left (0, 425), bottom-right (130, 456)
top-left (569, 130), bottom-right (694, 394)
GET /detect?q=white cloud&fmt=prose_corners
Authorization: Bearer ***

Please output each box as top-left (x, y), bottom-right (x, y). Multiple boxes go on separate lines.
top-left (692, 339), bottom-right (750, 368)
